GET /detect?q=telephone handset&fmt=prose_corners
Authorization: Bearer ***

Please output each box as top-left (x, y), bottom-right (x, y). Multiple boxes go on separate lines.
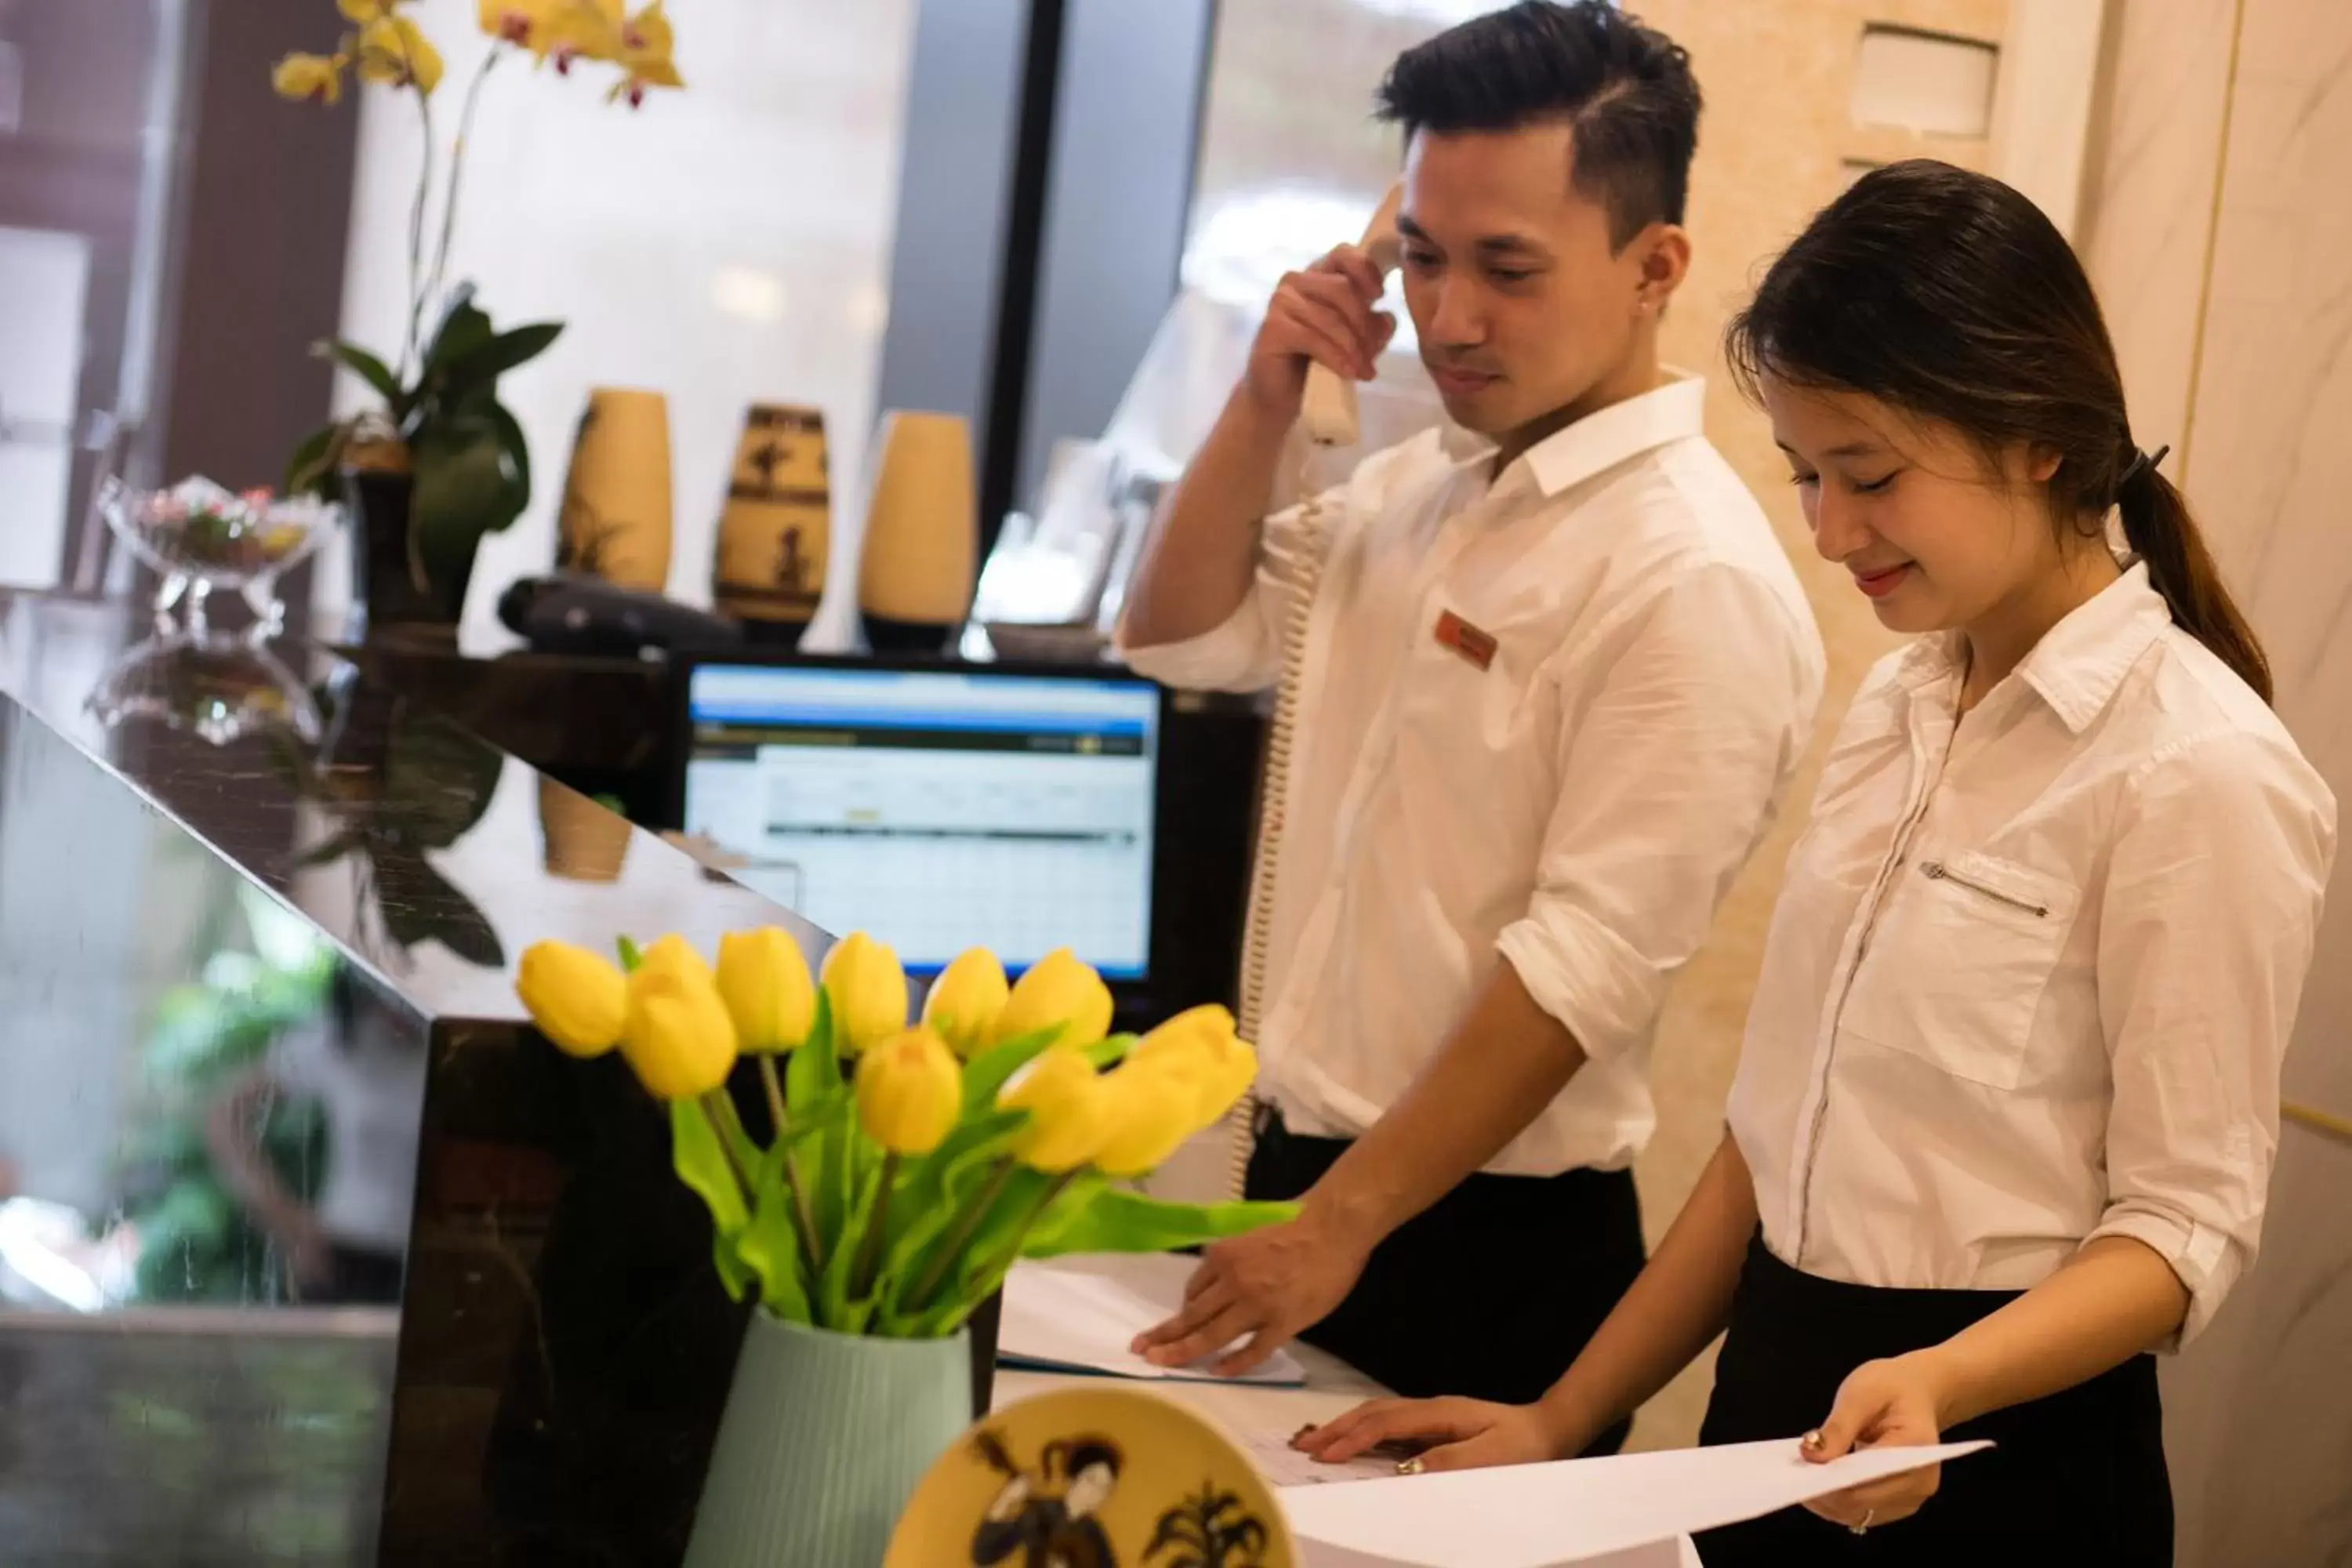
top-left (1223, 184), bottom-right (1407, 1200)
top-left (1298, 182), bottom-right (1405, 448)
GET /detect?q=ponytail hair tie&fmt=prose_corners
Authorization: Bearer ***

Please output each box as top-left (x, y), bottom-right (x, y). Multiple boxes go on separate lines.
top-left (2118, 443), bottom-right (2171, 492)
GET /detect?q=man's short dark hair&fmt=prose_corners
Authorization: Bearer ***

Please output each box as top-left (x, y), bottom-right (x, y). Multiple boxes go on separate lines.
top-left (1375, 1), bottom-right (1700, 249)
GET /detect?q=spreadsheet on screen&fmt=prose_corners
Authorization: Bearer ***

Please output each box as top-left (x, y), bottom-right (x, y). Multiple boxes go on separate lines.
top-left (682, 665), bottom-right (1158, 978)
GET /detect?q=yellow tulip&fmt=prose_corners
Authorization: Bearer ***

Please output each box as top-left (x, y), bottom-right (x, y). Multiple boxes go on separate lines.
top-left (271, 53), bottom-right (346, 106)
top-left (997, 1046), bottom-right (1112, 1172)
top-left (855, 1029), bottom-right (964, 1156)
top-left (1128, 1005), bottom-right (1258, 1130)
top-left (356, 15), bottom-right (445, 95)
top-left (619, 956), bottom-right (739, 1101)
top-left (637, 931), bottom-right (713, 982)
top-left (514, 939), bottom-right (627, 1057)
top-left (339, 0), bottom-right (400, 21)
top-left (822, 933), bottom-right (909, 1055)
top-left (715, 927), bottom-right (816, 1054)
top-left (993, 949), bottom-right (1113, 1051)
top-left (923, 949), bottom-right (1010, 1058)
top-left (1091, 1062), bottom-right (1203, 1177)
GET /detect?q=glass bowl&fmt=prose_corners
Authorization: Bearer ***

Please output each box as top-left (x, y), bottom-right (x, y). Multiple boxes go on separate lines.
top-left (100, 476), bottom-right (343, 628)
top-left (84, 628), bottom-right (324, 748)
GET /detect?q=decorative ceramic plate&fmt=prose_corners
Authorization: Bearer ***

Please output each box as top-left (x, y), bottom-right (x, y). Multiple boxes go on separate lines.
top-left (886, 1384), bottom-right (1298, 1568)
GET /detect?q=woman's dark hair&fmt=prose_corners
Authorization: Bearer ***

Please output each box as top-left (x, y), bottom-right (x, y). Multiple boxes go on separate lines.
top-left (1726, 158), bottom-right (2272, 702)
top-left (1376, 1), bottom-right (1700, 251)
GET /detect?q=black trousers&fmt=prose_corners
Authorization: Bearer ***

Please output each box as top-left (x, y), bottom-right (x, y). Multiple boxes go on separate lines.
top-left (1246, 1112), bottom-right (1646, 1455)
top-left (1696, 1237), bottom-right (2172, 1566)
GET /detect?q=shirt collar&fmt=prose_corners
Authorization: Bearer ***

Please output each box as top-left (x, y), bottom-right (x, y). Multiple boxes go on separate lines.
top-left (1893, 561), bottom-right (2173, 733)
top-left (1431, 368), bottom-right (1708, 492)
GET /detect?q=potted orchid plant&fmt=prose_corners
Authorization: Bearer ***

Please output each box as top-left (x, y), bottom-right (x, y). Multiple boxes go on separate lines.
top-left (514, 928), bottom-right (1290, 1567)
top-left (270, 1), bottom-right (684, 637)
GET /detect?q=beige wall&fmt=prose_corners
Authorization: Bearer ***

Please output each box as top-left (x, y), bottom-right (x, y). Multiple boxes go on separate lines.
top-left (1621, 0), bottom-right (2009, 1450)
top-left (2078, 2), bottom-right (2352, 1563)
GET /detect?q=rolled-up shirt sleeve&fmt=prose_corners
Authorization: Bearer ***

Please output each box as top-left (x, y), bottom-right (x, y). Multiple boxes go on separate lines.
top-left (1115, 481), bottom-right (1345, 695)
top-left (2085, 731), bottom-right (2336, 1348)
top-left (1497, 560), bottom-right (1824, 1062)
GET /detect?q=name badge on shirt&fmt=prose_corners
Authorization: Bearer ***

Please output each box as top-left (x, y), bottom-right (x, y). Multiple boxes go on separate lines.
top-left (1434, 608), bottom-right (1497, 671)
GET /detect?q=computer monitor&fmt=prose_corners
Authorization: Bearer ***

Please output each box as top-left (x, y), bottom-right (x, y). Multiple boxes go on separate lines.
top-left (678, 659), bottom-right (1160, 979)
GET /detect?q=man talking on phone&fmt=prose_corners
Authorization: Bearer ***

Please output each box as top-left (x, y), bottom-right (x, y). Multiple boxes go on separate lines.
top-left (1119, 2), bottom-right (1824, 1452)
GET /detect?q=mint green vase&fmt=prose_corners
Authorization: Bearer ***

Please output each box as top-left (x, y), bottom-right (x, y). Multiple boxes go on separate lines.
top-left (682, 1312), bottom-right (972, 1568)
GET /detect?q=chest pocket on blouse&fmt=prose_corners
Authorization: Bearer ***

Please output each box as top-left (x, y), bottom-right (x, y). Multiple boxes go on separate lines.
top-left (1840, 849), bottom-right (2079, 1091)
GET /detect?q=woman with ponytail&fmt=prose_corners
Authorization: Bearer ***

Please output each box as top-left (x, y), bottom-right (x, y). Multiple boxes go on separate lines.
top-left (1295, 160), bottom-right (2336, 1563)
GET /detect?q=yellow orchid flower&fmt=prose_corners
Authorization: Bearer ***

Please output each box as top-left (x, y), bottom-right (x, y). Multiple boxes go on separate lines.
top-left (355, 14), bottom-right (445, 95)
top-left (715, 926), bottom-right (817, 1054)
top-left (514, 939), bottom-right (627, 1057)
top-left (619, 950), bottom-right (739, 1101)
top-left (922, 948), bottom-right (1011, 1059)
top-left (997, 1046), bottom-right (1112, 1173)
top-left (822, 932), bottom-right (909, 1055)
top-left (271, 53), bottom-right (347, 107)
top-left (608, 0), bottom-right (684, 104)
top-left (539, 0), bottom-right (626, 68)
top-left (993, 949), bottom-right (1114, 1052)
top-left (855, 1029), bottom-right (964, 1156)
top-left (477, 0), bottom-right (552, 47)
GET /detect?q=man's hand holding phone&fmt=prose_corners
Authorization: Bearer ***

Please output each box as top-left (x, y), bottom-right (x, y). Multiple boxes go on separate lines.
top-left (1242, 245), bottom-right (1396, 426)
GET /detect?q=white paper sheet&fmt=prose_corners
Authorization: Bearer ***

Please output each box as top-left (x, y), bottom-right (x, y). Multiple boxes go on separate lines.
top-left (1242, 1428), bottom-right (1403, 1486)
top-left (1280, 1437), bottom-right (1991, 1568)
top-left (996, 1260), bottom-right (1308, 1387)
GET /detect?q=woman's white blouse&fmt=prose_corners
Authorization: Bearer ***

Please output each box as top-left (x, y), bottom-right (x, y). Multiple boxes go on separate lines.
top-left (1730, 564), bottom-right (2336, 1345)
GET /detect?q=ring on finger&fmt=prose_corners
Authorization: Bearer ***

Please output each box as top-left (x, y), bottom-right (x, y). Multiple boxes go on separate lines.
top-left (1396, 1456), bottom-right (1426, 1476)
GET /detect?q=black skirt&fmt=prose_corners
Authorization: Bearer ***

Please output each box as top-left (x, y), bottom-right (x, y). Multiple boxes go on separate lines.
top-left (1695, 1236), bottom-right (2171, 1567)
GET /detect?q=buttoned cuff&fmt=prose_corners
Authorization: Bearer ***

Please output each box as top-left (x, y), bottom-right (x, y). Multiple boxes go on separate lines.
top-left (1115, 598), bottom-right (1276, 695)
top-left (1496, 901), bottom-right (1668, 1065)
top-left (2083, 1203), bottom-right (2240, 1350)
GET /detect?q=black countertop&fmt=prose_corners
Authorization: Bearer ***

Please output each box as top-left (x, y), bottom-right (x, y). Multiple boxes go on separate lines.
top-left (0, 591), bottom-right (841, 1565)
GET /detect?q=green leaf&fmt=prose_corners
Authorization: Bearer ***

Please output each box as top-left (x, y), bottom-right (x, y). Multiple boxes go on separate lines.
top-left (1023, 1190), bottom-right (1299, 1261)
top-left (284, 423), bottom-right (340, 498)
top-left (734, 1121), bottom-right (830, 1323)
top-left (616, 935), bottom-right (644, 973)
top-left (671, 1098), bottom-right (750, 1238)
top-left (1086, 1033), bottom-right (1136, 1070)
top-left (786, 993), bottom-right (843, 1112)
top-left (422, 299), bottom-right (494, 379)
top-left (874, 1113), bottom-right (1028, 1316)
top-left (412, 416), bottom-right (521, 577)
top-left (464, 321), bottom-right (564, 384)
top-left (316, 339), bottom-right (405, 405)
top-left (959, 1025), bottom-right (1065, 1111)
top-left (485, 399), bottom-right (534, 526)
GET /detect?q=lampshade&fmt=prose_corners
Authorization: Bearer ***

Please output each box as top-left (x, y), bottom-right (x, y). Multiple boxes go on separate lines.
top-left (556, 387), bottom-right (673, 593)
top-left (857, 411), bottom-right (976, 652)
top-left (714, 403), bottom-right (830, 646)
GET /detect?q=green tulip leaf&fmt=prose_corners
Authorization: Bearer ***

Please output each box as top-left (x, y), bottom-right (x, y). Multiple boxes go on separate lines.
top-left (615, 935), bottom-right (644, 973)
top-left (1023, 1190), bottom-right (1298, 1261)
top-left (671, 1098), bottom-right (750, 1240)
top-left (958, 1025), bottom-right (1065, 1110)
top-left (1085, 1033), bottom-right (1135, 1069)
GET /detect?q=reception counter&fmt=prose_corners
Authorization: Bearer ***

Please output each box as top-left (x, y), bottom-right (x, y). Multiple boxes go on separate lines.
top-left (0, 592), bottom-right (824, 1563)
